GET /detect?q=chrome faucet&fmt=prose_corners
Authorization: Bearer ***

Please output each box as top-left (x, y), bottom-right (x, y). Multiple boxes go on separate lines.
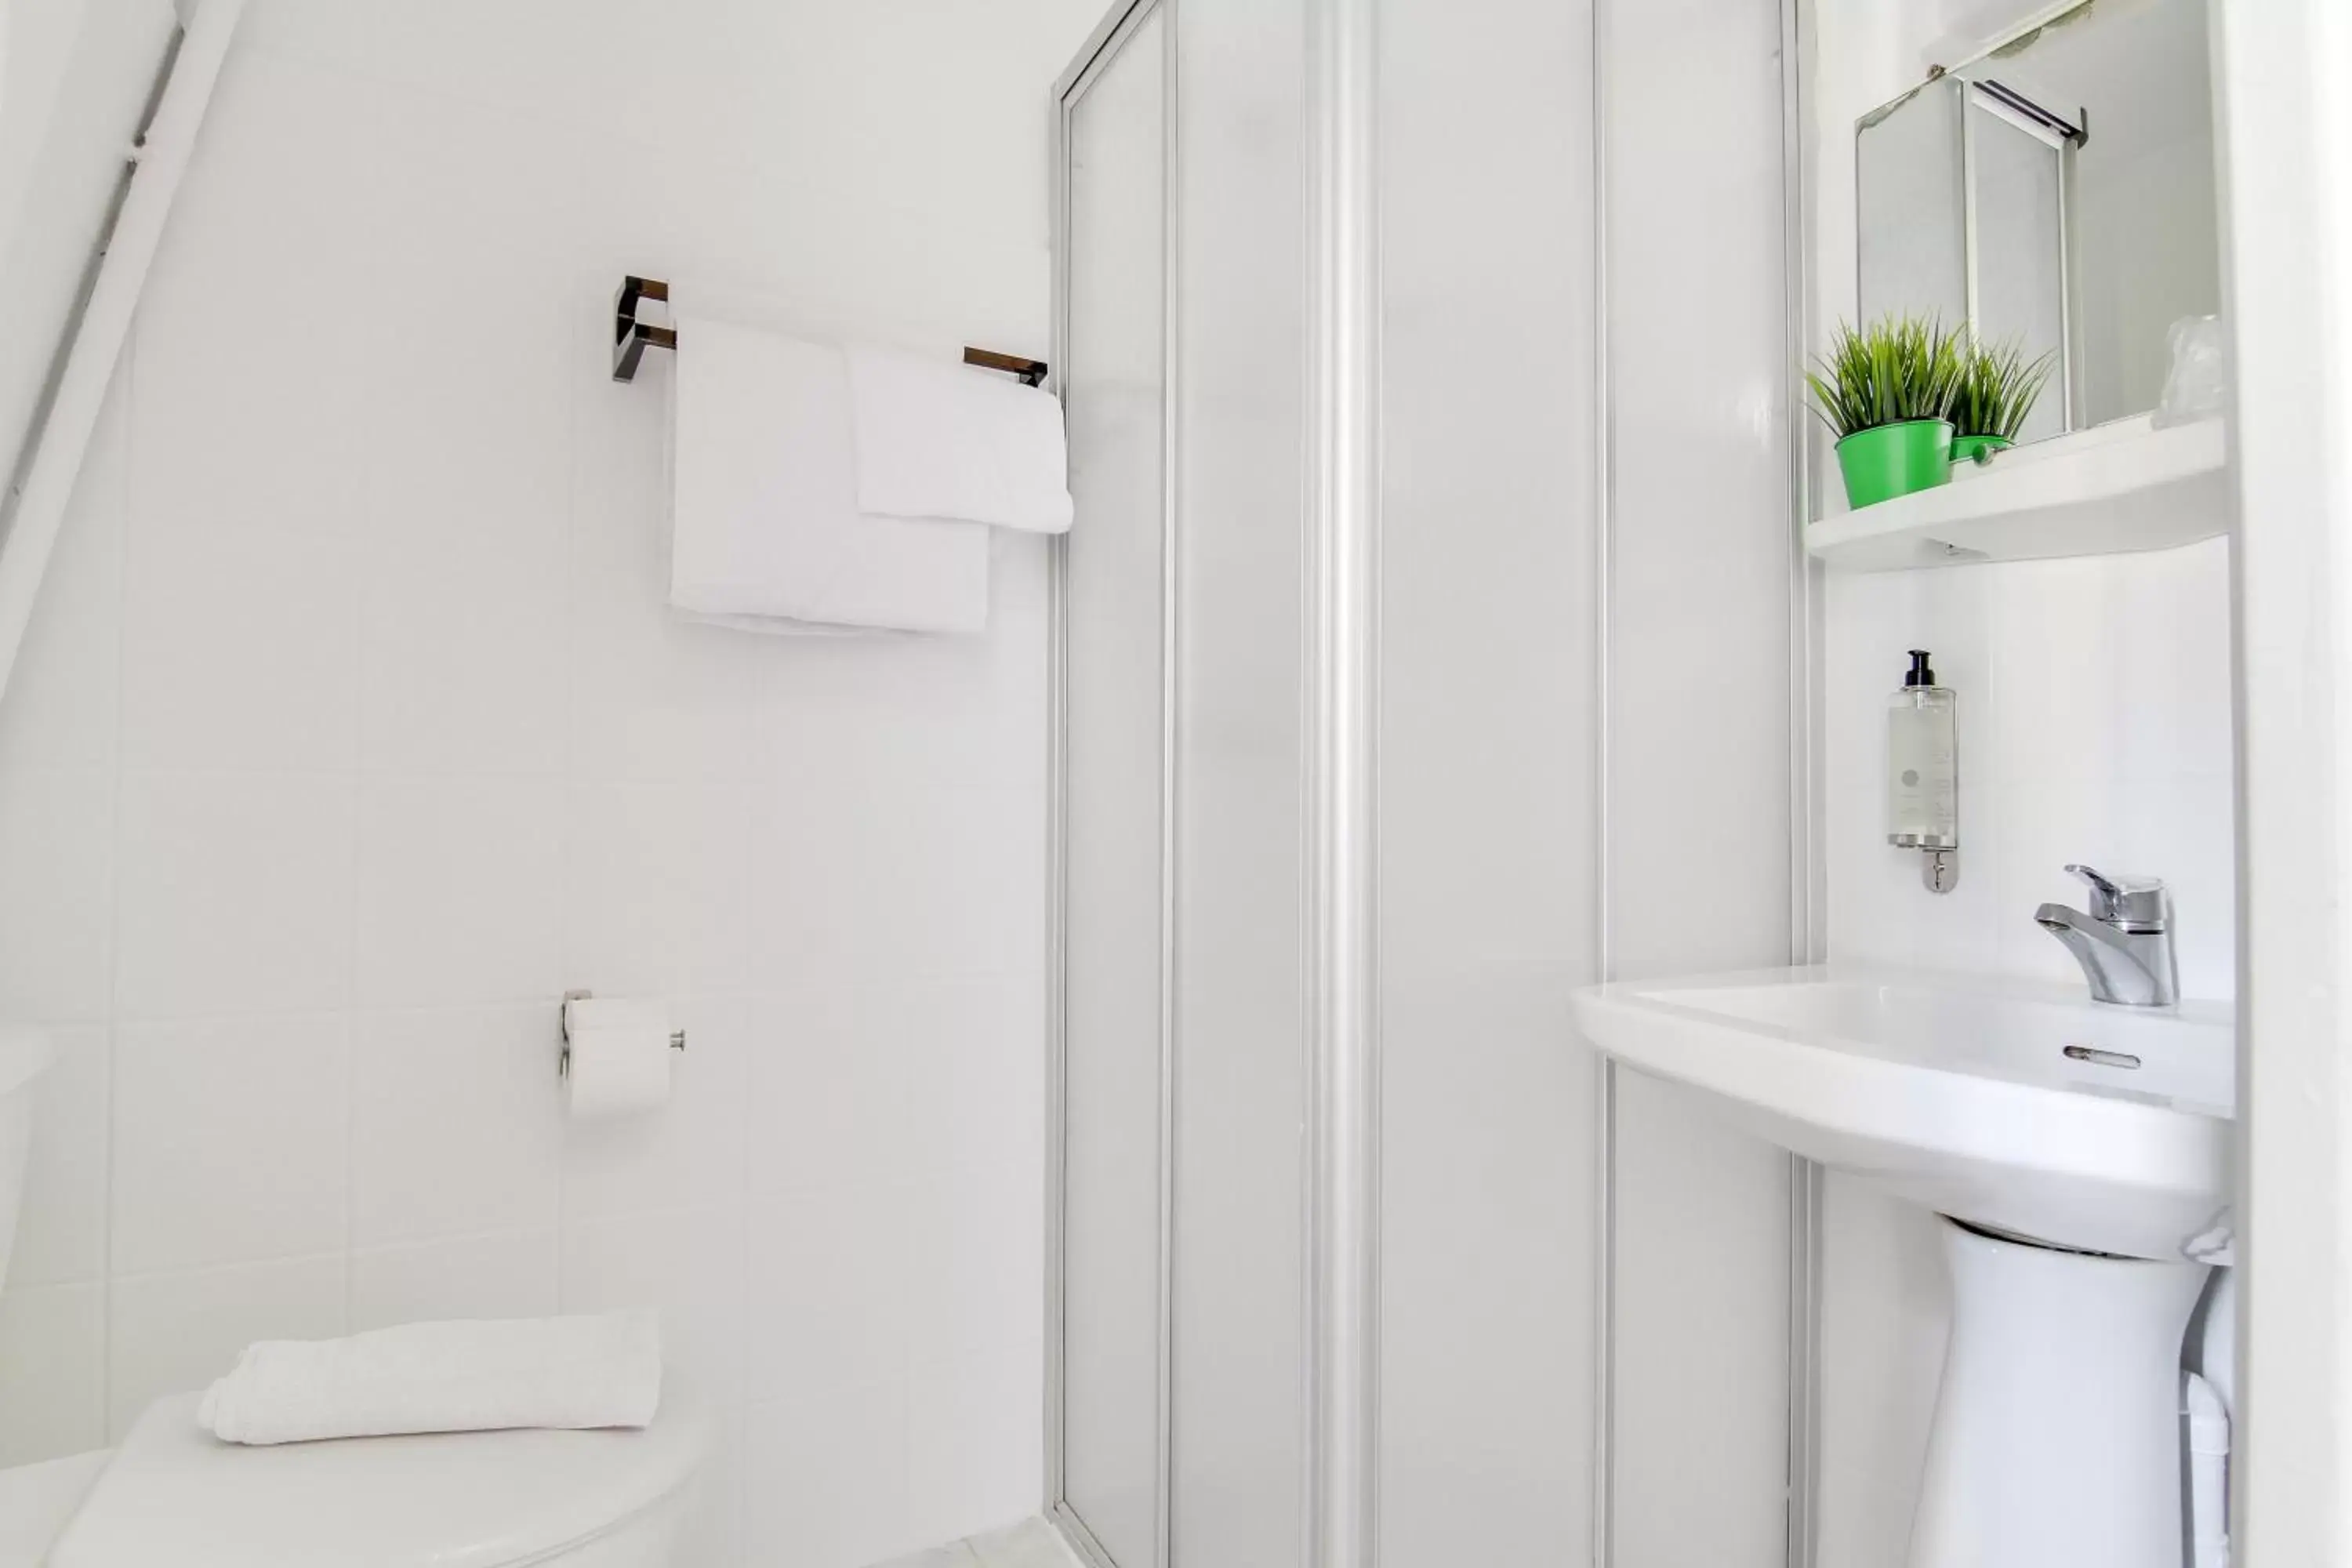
top-left (2034, 864), bottom-right (2179, 1007)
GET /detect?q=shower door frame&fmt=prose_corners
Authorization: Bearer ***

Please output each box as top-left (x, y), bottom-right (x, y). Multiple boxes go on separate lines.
top-left (1047, 2), bottom-right (1825, 1565)
top-left (1044, 4), bottom-right (1181, 1566)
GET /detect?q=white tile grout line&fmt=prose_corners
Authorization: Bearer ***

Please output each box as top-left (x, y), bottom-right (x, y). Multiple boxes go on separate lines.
top-left (95, 319), bottom-right (139, 1446)
top-left (553, 275), bottom-right (582, 1320)
top-left (339, 304), bottom-right (372, 1348)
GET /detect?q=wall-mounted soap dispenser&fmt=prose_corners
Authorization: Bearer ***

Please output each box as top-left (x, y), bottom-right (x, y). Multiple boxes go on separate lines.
top-left (1889, 648), bottom-right (1958, 893)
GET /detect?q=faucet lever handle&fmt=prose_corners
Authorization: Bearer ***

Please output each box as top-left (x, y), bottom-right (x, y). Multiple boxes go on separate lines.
top-left (2064, 864), bottom-right (2170, 931)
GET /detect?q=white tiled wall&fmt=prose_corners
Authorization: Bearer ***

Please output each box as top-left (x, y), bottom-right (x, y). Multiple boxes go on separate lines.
top-left (1816, 535), bottom-right (2236, 1568)
top-left (1808, 5), bottom-right (2241, 1564)
top-left (1824, 536), bottom-right (2238, 999)
top-left (0, 2), bottom-right (1104, 1563)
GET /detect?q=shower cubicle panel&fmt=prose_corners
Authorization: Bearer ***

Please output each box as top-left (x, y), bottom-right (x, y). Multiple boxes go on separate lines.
top-left (1055, 5), bottom-right (1170, 1566)
top-left (1053, 2), bottom-right (1315, 1565)
top-left (1374, 0), bottom-right (1603, 1560)
top-left (1167, 1), bottom-right (1311, 1566)
top-left (1053, 2), bottom-right (1795, 1566)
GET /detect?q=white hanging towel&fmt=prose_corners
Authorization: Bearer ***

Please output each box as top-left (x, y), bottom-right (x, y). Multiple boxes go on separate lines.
top-left (669, 313), bottom-right (988, 634)
top-left (845, 344), bottom-right (1074, 534)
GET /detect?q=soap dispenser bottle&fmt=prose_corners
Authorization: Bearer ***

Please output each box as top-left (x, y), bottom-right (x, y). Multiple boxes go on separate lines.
top-left (1888, 649), bottom-right (1958, 891)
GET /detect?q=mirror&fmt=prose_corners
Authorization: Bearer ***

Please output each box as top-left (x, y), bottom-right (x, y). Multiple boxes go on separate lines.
top-left (1856, 0), bottom-right (2220, 442)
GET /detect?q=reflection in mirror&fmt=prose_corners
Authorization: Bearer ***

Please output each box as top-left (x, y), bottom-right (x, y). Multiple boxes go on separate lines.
top-left (1856, 0), bottom-right (2219, 444)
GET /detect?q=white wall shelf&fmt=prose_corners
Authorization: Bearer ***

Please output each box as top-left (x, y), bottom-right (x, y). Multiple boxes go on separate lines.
top-left (1806, 415), bottom-right (2229, 572)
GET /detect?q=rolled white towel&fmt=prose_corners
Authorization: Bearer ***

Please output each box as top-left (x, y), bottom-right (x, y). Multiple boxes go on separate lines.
top-left (196, 1311), bottom-right (662, 1446)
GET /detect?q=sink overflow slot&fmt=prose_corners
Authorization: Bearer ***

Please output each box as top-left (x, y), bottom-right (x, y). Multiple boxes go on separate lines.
top-left (2063, 1044), bottom-right (2142, 1070)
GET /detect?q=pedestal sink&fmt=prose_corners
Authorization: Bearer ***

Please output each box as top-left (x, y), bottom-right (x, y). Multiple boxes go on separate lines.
top-left (1572, 966), bottom-right (2234, 1568)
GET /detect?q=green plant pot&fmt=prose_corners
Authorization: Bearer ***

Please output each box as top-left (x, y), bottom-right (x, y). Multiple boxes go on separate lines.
top-left (1950, 434), bottom-right (2014, 466)
top-left (1834, 419), bottom-right (1955, 510)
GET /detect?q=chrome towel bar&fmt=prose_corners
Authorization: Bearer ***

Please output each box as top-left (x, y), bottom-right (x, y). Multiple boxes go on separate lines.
top-left (609, 274), bottom-right (1048, 387)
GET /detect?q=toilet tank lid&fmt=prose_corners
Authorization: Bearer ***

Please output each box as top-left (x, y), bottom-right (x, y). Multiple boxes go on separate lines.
top-left (45, 1369), bottom-right (710, 1568)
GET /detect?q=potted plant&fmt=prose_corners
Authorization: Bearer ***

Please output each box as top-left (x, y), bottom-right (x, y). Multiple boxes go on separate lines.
top-left (1951, 334), bottom-right (2056, 464)
top-left (1806, 314), bottom-right (1967, 510)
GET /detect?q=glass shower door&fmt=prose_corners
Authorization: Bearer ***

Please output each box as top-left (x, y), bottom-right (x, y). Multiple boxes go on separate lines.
top-left (1055, 6), bottom-right (1169, 1565)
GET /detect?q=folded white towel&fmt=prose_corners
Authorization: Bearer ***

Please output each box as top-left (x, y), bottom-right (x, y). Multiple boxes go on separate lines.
top-left (846, 344), bottom-right (1073, 535)
top-left (196, 1312), bottom-right (662, 1446)
top-left (670, 314), bottom-right (989, 634)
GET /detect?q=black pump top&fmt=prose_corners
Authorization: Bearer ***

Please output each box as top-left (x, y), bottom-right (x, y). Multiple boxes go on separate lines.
top-left (1904, 649), bottom-right (1936, 688)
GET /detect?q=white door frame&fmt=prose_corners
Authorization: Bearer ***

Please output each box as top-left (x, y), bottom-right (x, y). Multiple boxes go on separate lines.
top-left (2216, 0), bottom-right (2352, 1560)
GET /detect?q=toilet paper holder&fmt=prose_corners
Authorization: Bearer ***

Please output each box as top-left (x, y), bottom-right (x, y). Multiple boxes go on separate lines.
top-left (559, 989), bottom-right (688, 1079)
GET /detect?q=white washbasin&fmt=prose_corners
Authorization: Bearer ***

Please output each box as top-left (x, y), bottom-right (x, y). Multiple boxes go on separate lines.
top-left (1571, 966), bottom-right (2233, 1260)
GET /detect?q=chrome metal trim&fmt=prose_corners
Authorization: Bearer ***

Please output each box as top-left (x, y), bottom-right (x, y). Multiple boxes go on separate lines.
top-left (1302, 1), bottom-right (1382, 1564)
top-left (1044, 77), bottom-right (1073, 1534)
top-left (1959, 81), bottom-right (1981, 334)
top-left (1969, 79), bottom-right (2080, 148)
top-left (1155, 10), bottom-right (1182, 1568)
top-left (1856, 0), bottom-right (2096, 127)
top-left (1785, 1158), bottom-right (1824, 1568)
top-left (1053, 1500), bottom-right (1125, 1568)
top-left (1780, 3), bottom-right (1826, 1565)
top-left (1055, 0), bottom-right (1161, 102)
top-left (1044, 7), bottom-right (1171, 1559)
top-left (1591, 1), bottom-right (1617, 1563)
top-left (2055, 122), bottom-right (2080, 431)
top-left (1592, 1060), bottom-right (1617, 1568)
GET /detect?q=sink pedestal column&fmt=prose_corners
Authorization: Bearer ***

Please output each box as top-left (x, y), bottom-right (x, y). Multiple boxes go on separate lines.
top-left (1908, 1217), bottom-right (2209, 1568)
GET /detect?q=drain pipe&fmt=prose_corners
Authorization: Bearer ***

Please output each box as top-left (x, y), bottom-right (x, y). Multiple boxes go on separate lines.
top-left (2184, 1370), bottom-right (2230, 1568)
top-left (0, 0), bottom-right (242, 708)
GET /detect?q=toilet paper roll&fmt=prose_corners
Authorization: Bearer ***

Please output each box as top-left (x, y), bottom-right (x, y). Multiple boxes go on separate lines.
top-left (563, 997), bottom-right (673, 1120)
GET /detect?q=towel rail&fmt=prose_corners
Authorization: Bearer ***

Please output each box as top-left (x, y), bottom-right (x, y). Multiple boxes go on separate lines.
top-left (610, 274), bottom-right (1048, 387)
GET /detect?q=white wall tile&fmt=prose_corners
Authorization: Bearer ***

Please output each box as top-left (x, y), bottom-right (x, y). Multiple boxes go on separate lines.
top-left (137, 53), bottom-right (390, 497)
top-left (0, 376), bottom-right (126, 771)
top-left (349, 1229), bottom-right (560, 1330)
top-left (559, 1203), bottom-right (747, 1401)
top-left (107, 1253), bottom-right (344, 1435)
top-left (0, 769), bottom-right (114, 1023)
top-left (563, 553), bottom-right (761, 789)
top-left (1827, 545), bottom-right (2237, 995)
top-left (113, 770), bottom-right (355, 1018)
top-left (683, 1399), bottom-right (750, 1568)
top-left (751, 782), bottom-right (1033, 984)
top-left (237, 0), bottom-right (586, 126)
top-left (906, 1345), bottom-right (1044, 1552)
top-left (349, 1005), bottom-right (565, 1246)
top-left (746, 1186), bottom-right (911, 1411)
top-left (905, 1158), bottom-right (1040, 1374)
top-left (355, 256), bottom-right (571, 778)
top-left (0, 1283), bottom-right (104, 1465)
top-left (358, 511), bottom-right (569, 777)
top-left (562, 786), bottom-right (753, 998)
top-left (8, 1026), bottom-right (108, 1288)
top-left (753, 632), bottom-right (1011, 796)
top-left (902, 978), bottom-right (1041, 1174)
top-left (744, 1385), bottom-right (912, 1568)
top-left (355, 775), bottom-right (563, 1007)
top-left (118, 517), bottom-right (361, 771)
top-left (747, 983), bottom-right (913, 1200)
top-left (128, 281), bottom-right (370, 564)
top-left (111, 1014), bottom-right (348, 1275)
top-left (331, 86), bottom-right (578, 287)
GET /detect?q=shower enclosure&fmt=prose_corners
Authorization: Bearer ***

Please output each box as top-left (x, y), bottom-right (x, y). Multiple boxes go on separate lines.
top-left (1047, 2), bottom-right (1804, 1565)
